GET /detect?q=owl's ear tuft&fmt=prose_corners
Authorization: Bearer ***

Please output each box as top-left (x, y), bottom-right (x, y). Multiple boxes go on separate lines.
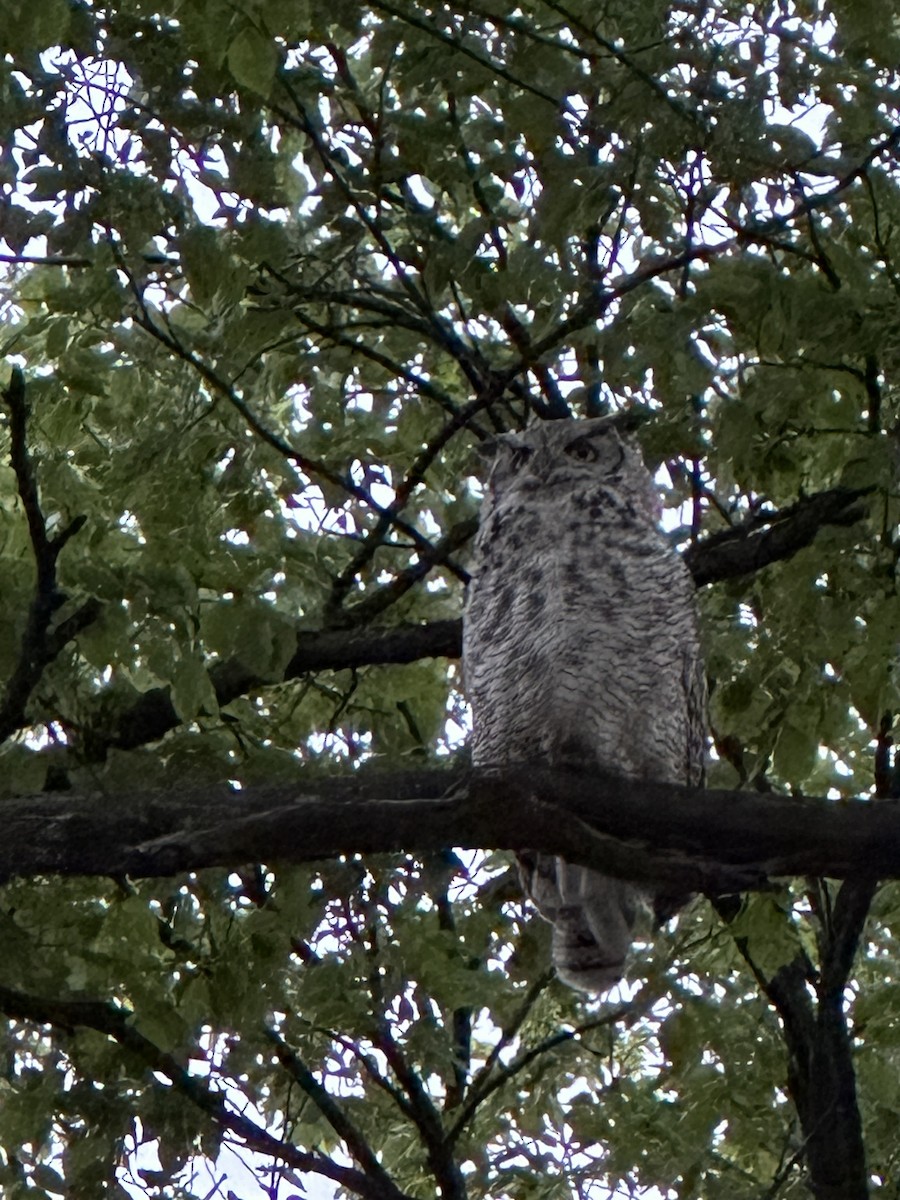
top-left (613, 408), bottom-right (652, 435)
top-left (578, 409), bottom-right (649, 439)
top-left (476, 433), bottom-right (529, 460)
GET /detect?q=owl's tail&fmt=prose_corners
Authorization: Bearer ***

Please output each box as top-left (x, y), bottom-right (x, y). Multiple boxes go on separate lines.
top-left (519, 853), bottom-right (640, 993)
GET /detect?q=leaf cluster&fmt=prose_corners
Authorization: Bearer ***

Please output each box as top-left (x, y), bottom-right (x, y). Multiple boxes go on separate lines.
top-left (0, 0), bottom-right (899, 1197)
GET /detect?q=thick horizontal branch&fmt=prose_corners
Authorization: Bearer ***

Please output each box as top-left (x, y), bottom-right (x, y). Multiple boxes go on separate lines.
top-left (107, 619), bottom-right (463, 750)
top-left (0, 764), bottom-right (894, 890)
top-left (102, 483), bottom-right (871, 754)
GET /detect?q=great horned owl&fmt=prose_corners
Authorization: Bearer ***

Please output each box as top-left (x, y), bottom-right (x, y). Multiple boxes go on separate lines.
top-left (463, 415), bottom-right (705, 992)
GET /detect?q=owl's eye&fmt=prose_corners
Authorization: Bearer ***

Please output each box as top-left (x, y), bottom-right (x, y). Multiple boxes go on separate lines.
top-left (510, 445), bottom-right (533, 471)
top-left (565, 438), bottom-right (599, 462)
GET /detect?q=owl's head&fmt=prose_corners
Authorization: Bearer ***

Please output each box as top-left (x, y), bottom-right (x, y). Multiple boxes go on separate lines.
top-left (481, 415), bottom-right (661, 525)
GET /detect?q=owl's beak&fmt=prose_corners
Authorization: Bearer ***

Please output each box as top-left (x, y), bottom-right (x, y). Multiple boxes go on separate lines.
top-left (519, 457), bottom-right (554, 488)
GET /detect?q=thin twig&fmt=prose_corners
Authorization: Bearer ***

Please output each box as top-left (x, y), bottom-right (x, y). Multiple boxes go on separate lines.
top-left (265, 1027), bottom-right (408, 1198)
top-left (126, 302), bottom-right (469, 585)
top-left (448, 982), bottom-right (660, 1144)
top-left (0, 983), bottom-right (410, 1200)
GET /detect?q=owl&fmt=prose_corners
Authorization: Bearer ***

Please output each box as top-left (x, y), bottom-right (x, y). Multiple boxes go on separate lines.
top-left (463, 415), bottom-right (705, 992)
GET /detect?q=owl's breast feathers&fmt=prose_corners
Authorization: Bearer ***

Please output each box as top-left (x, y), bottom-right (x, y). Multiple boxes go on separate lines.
top-left (465, 481), bottom-right (702, 782)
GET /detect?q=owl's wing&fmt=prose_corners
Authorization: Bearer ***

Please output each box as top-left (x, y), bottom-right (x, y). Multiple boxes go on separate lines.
top-left (516, 851), bottom-right (560, 922)
top-left (685, 642), bottom-right (708, 787)
top-left (655, 643), bottom-right (708, 925)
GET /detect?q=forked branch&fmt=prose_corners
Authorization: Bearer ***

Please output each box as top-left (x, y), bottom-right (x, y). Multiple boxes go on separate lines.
top-left (0, 368), bottom-right (100, 743)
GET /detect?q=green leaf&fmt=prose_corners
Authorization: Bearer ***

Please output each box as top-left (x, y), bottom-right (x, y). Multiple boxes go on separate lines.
top-left (171, 658), bottom-right (219, 722)
top-left (1, 4), bottom-right (898, 1196)
top-left (227, 27), bottom-right (278, 96)
top-left (730, 894), bottom-right (806, 978)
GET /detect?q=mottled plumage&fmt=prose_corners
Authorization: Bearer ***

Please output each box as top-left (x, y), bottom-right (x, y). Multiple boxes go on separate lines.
top-left (463, 416), bottom-right (705, 992)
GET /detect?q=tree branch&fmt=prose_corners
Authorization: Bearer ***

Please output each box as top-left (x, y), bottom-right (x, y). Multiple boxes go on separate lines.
top-left (0, 368), bottom-right (98, 742)
top-left (126, 302), bottom-right (467, 584)
top-left (265, 1027), bottom-right (410, 1199)
top-left (682, 484), bottom-right (874, 586)
top-left (805, 879), bottom-right (873, 1200)
top-left (445, 974), bottom-right (663, 1145)
top-left (0, 984), bottom-right (413, 1200)
top-left (1, 764), bottom-right (898, 888)
top-left (103, 619), bottom-right (463, 752)
top-left (90, 480), bottom-right (871, 756)
top-left (710, 715), bottom-right (888, 1200)
top-left (367, 1014), bottom-right (466, 1200)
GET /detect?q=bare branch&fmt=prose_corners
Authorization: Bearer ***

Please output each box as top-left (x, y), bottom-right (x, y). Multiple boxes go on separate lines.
top-left (1, 763), bottom-right (900, 888)
top-left (101, 620), bottom-right (462, 753)
top-left (334, 517), bottom-right (477, 627)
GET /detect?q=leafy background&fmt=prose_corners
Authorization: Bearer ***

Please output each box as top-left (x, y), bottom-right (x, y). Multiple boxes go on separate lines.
top-left (0, 0), bottom-right (899, 1196)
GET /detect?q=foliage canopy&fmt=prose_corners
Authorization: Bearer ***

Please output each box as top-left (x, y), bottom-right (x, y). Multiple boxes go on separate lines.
top-left (0, 0), bottom-right (899, 1197)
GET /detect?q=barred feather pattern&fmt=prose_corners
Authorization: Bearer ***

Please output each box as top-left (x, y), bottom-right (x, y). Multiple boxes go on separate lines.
top-left (463, 416), bottom-right (706, 992)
